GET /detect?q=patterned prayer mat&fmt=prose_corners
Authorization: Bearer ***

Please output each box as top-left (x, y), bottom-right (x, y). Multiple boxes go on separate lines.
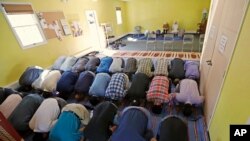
top-left (112, 51), bottom-right (201, 61)
top-left (151, 104), bottom-right (209, 141)
top-left (0, 112), bottom-right (23, 141)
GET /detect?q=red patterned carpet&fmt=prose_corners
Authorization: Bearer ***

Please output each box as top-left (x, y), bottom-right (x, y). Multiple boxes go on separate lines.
top-left (112, 51), bottom-right (201, 61)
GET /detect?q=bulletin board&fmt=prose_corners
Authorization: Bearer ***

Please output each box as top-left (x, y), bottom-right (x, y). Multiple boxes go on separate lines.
top-left (37, 11), bottom-right (70, 39)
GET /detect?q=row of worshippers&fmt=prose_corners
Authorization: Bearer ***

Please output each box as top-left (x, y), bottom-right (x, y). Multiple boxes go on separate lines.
top-left (17, 55), bottom-right (199, 101)
top-left (14, 56), bottom-right (201, 119)
top-left (0, 75), bottom-right (203, 141)
top-left (0, 89), bottom-right (190, 141)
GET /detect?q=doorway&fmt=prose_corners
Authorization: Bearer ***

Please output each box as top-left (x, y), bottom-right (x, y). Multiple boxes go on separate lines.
top-left (85, 10), bottom-right (106, 50)
top-left (200, 0), bottom-right (249, 128)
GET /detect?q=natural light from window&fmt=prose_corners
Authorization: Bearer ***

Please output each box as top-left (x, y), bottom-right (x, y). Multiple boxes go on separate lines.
top-left (116, 8), bottom-right (122, 25)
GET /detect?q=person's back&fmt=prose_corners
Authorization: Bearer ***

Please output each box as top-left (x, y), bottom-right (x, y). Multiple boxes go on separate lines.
top-left (8, 94), bottom-right (44, 133)
top-left (0, 94), bottom-right (22, 118)
top-left (19, 66), bottom-right (44, 91)
top-left (59, 56), bottom-right (78, 72)
top-left (84, 56), bottom-right (100, 72)
top-left (136, 58), bottom-right (153, 77)
top-left (32, 69), bottom-right (50, 90)
top-left (110, 106), bottom-right (153, 141)
top-left (109, 57), bottom-right (124, 73)
top-left (89, 73), bottom-right (111, 97)
top-left (41, 70), bottom-right (62, 93)
top-left (175, 79), bottom-right (204, 117)
top-left (96, 57), bottom-right (113, 73)
top-left (158, 116), bottom-right (188, 141)
top-left (51, 56), bottom-right (66, 70)
top-left (154, 58), bottom-right (169, 76)
top-left (74, 71), bottom-right (95, 98)
top-left (168, 58), bottom-right (185, 83)
top-left (29, 97), bottom-right (67, 141)
top-left (71, 57), bottom-right (89, 73)
top-left (49, 103), bottom-right (90, 141)
top-left (147, 76), bottom-right (170, 104)
top-left (84, 101), bottom-right (118, 141)
top-left (176, 79), bottom-right (203, 105)
top-left (126, 73), bottom-right (150, 101)
top-left (184, 61), bottom-right (200, 80)
top-left (29, 98), bottom-right (66, 132)
top-left (123, 58), bottom-right (137, 74)
top-left (56, 71), bottom-right (78, 99)
top-left (105, 73), bottom-right (129, 100)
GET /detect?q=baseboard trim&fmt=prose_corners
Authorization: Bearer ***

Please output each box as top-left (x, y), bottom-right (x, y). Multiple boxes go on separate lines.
top-left (4, 81), bottom-right (20, 89)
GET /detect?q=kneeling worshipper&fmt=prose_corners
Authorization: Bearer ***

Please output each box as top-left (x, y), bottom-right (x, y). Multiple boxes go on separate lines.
top-left (88, 73), bottom-right (111, 98)
top-left (105, 73), bottom-right (129, 100)
top-left (109, 57), bottom-right (124, 73)
top-left (154, 58), bottom-right (169, 76)
top-left (56, 71), bottom-right (78, 100)
top-left (125, 73), bottom-right (150, 103)
top-left (74, 71), bottom-right (95, 100)
top-left (49, 103), bottom-right (90, 141)
top-left (84, 56), bottom-right (100, 72)
top-left (8, 94), bottom-right (44, 135)
top-left (184, 60), bottom-right (200, 80)
top-left (84, 101), bottom-right (118, 141)
top-left (96, 56), bottom-right (113, 73)
top-left (147, 76), bottom-right (170, 114)
top-left (136, 58), bottom-right (153, 78)
top-left (29, 97), bottom-right (67, 141)
top-left (123, 57), bottom-right (137, 79)
top-left (174, 79), bottom-right (204, 117)
top-left (168, 58), bottom-right (185, 85)
top-left (0, 94), bottom-right (23, 118)
top-left (156, 116), bottom-right (188, 141)
top-left (110, 106), bottom-right (154, 141)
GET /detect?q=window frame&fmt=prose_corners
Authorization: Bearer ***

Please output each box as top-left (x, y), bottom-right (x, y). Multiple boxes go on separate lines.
top-left (0, 2), bottom-right (47, 49)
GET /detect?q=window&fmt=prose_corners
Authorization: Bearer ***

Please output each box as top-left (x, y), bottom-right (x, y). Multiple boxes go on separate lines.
top-left (1, 3), bottom-right (47, 49)
top-left (116, 7), bottom-right (122, 25)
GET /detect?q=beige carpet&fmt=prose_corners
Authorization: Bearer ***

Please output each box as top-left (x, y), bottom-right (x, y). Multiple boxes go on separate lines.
top-left (112, 51), bottom-right (201, 61)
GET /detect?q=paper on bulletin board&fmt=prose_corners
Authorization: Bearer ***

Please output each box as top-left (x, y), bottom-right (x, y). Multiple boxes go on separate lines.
top-left (60, 19), bottom-right (71, 35)
top-left (71, 21), bottom-right (83, 37)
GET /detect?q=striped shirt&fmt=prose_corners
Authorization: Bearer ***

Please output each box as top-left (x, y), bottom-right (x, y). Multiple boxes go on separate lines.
top-left (136, 58), bottom-right (153, 77)
top-left (154, 58), bottom-right (169, 76)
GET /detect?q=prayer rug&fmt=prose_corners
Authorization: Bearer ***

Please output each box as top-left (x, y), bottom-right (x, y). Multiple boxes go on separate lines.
top-left (112, 51), bottom-right (201, 61)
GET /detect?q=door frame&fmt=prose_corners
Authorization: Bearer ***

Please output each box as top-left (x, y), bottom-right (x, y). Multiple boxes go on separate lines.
top-left (200, 0), bottom-right (249, 128)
